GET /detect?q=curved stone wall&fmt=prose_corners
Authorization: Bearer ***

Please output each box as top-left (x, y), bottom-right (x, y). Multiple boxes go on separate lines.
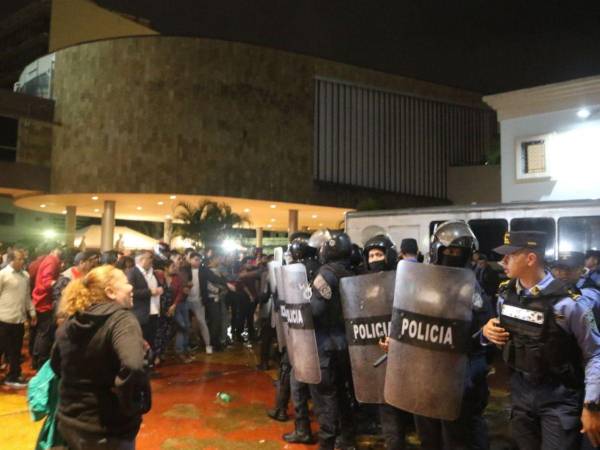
top-left (49, 36), bottom-right (481, 208)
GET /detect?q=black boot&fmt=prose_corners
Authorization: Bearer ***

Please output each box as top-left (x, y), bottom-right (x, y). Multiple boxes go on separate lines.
top-left (283, 420), bottom-right (316, 444)
top-left (267, 408), bottom-right (289, 422)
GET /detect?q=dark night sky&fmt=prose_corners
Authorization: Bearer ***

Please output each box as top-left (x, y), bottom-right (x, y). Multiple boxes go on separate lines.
top-left (4, 1), bottom-right (600, 94)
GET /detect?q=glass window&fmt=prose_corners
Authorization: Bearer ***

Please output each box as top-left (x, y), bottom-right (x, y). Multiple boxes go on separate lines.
top-left (510, 217), bottom-right (556, 259)
top-left (468, 219), bottom-right (508, 261)
top-left (558, 216), bottom-right (600, 254)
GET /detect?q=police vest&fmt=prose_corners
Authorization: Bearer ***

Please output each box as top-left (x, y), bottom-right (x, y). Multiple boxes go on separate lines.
top-left (499, 278), bottom-right (583, 386)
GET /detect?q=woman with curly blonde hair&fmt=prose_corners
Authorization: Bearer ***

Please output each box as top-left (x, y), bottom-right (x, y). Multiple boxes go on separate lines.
top-left (50, 265), bottom-right (151, 450)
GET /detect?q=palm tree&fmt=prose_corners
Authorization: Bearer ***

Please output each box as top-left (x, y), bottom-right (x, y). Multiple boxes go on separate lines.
top-left (173, 200), bottom-right (249, 249)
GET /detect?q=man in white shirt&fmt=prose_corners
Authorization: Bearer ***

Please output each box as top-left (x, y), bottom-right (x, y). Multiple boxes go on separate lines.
top-left (0, 249), bottom-right (36, 387)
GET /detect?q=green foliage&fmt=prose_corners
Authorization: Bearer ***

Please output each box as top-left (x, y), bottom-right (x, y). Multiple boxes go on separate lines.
top-left (173, 200), bottom-right (249, 249)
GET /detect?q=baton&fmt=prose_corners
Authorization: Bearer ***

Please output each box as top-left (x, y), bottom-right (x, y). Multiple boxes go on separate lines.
top-left (373, 353), bottom-right (388, 368)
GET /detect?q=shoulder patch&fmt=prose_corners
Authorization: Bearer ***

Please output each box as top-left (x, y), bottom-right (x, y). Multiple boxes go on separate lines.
top-left (313, 274), bottom-right (332, 300)
top-left (567, 289), bottom-right (581, 301)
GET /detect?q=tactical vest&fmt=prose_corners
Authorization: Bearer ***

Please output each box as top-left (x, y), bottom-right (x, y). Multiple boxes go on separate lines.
top-left (499, 278), bottom-right (583, 386)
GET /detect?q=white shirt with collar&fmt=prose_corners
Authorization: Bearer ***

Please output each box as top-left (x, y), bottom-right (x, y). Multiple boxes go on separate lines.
top-left (137, 264), bottom-right (160, 316)
top-left (0, 264), bottom-right (35, 324)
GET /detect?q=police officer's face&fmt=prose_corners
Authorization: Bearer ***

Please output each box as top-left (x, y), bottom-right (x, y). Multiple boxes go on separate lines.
top-left (501, 250), bottom-right (538, 279)
top-left (552, 266), bottom-right (582, 284)
top-left (368, 249), bottom-right (385, 264)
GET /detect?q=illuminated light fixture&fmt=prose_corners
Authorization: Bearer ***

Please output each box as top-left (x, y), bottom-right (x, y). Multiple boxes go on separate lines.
top-left (267, 224), bottom-right (272, 228)
top-left (270, 204), bottom-right (277, 209)
top-left (157, 201), bottom-right (164, 206)
top-left (136, 206), bottom-right (143, 211)
top-left (222, 239), bottom-right (238, 253)
top-left (271, 218), bottom-right (276, 222)
top-left (577, 108), bottom-right (591, 119)
top-left (61, 210), bottom-right (66, 214)
top-left (40, 204), bottom-right (47, 208)
top-left (91, 195), bottom-right (99, 200)
top-left (165, 214), bottom-right (172, 219)
top-left (43, 229), bottom-right (57, 239)
top-left (319, 223), bottom-right (323, 226)
top-left (93, 208), bottom-right (100, 213)
top-left (169, 195), bottom-right (177, 199)
top-left (312, 214), bottom-right (318, 219)
top-left (243, 208), bottom-right (251, 213)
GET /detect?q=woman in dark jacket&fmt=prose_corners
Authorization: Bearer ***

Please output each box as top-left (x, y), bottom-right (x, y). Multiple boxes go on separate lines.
top-left (50, 265), bottom-right (151, 450)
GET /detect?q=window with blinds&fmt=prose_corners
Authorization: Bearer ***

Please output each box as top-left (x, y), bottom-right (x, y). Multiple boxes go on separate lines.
top-left (313, 78), bottom-right (496, 199)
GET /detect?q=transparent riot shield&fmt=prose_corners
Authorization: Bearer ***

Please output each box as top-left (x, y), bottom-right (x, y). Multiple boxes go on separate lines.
top-left (340, 270), bottom-right (395, 404)
top-left (281, 263), bottom-right (321, 384)
top-left (383, 261), bottom-right (475, 420)
top-left (268, 261), bottom-right (286, 351)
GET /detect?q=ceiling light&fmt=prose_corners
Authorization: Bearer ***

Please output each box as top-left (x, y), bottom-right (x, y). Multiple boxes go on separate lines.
top-left (319, 223), bottom-right (323, 226)
top-left (577, 108), bottom-right (591, 119)
top-left (91, 195), bottom-right (98, 200)
top-left (270, 204), bottom-right (277, 209)
top-left (267, 224), bottom-right (272, 228)
top-left (157, 201), bottom-right (164, 206)
top-left (165, 214), bottom-right (172, 219)
top-left (169, 195), bottom-right (177, 199)
top-left (136, 206), bottom-right (143, 211)
top-left (271, 218), bottom-right (276, 222)
top-left (40, 204), bottom-right (46, 208)
top-left (243, 208), bottom-right (251, 213)
top-left (94, 208), bottom-right (100, 213)
top-left (61, 210), bottom-right (66, 214)
top-left (312, 214), bottom-right (318, 219)
top-left (42, 229), bottom-right (56, 239)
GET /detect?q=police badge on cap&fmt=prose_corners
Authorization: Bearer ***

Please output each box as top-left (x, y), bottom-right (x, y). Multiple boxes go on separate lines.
top-left (493, 231), bottom-right (547, 255)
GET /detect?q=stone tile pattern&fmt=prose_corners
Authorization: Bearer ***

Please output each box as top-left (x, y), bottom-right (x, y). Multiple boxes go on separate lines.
top-left (51, 37), bottom-right (484, 208)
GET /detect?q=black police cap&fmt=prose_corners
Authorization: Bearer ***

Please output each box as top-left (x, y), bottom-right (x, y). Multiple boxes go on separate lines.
top-left (400, 238), bottom-right (418, 254)
top-left (493, 231), bottom-right (547, 255)
top-left (552, 251), bottom-right (585, 269)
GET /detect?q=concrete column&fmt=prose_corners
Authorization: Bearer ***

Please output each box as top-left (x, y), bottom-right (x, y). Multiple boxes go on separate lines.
top-left (288, 209), bottom-right (299, 235)
top-left (65, 205), bottom-right (77, 247)
top-left (100, 200), bottom-right (116, 252)
top-left (163, 219), bottom-right (173, 244)
top-left (255, 227), bottom-right (263, 249)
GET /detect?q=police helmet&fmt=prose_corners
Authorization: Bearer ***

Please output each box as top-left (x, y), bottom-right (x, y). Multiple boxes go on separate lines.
top-left (363, 234), bottom-right (398, 270)
top-left (318, 230), bottom-right (353, 263)
top-left (350, 244), bottom-right (364, 268)
top-left (430, 220), bottom-right (478, 267)
top-left (289, 236), bottom-right (317, 261)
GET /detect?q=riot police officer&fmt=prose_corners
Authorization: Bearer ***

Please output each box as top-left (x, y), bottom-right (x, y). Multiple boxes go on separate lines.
top-left (415, 221), bottom-right (493, 450)
top-left (363, 234), bottom-right (398, 272)
top-left (280, 234), bottom-right (318, 445)
top-left (483, 232), bottom-right (600, 449)
top-left (551, 251), bottom-right (600, 318)
top-left (363, 234), bottom-right (412, 450)
top-left (309, 230), bottom-right (356, 450)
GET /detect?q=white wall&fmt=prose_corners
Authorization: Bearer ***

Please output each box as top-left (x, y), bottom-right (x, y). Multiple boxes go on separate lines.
top-left (501, 106), bottom-right (600, 202)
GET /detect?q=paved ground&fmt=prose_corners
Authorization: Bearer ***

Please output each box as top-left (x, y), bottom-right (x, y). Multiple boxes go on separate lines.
top-left (0, 344), bottom-right (516, 449)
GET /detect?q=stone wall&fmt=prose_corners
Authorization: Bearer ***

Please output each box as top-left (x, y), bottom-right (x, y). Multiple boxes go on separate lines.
top-left (50, 36), bottom-right (486, 209)
top-left (17, 119), bottom-right (52, 167)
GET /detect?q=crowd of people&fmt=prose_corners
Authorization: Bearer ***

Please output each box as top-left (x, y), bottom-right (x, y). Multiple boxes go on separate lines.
top-left (3, 223), bottom-right (600, 449)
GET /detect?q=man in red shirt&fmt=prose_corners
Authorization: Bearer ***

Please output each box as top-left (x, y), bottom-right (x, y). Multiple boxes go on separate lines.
top-left (31, 245), bottom-right (64, 369)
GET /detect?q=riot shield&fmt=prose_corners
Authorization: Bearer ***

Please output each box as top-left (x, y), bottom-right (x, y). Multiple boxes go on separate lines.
top-left (268, 261), bottom-right (286, 351)
top-left (281, 263), bottom-right (321, 384)
top-left (384, 262), bottom-right (475, 420)
top-left (274, 265), bottom-right (292, 358)
top-left (340, 270), bottom-right (395, 404)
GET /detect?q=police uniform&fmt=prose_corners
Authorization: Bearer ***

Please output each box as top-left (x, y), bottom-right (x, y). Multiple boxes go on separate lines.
top-left (492, 232), bottom-right (600, 450)
top-left (310, 256), bottom-right (356, 450)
